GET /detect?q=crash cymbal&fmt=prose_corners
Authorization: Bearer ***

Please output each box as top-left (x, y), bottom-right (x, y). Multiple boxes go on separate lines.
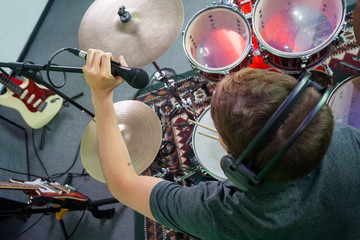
top-left (78, 0), bottom-right (184, 68)
top-left (80, 100), bottom-right (162, 183)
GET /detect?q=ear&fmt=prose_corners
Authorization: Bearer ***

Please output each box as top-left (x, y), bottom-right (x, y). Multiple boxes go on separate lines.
top-left (218, 136), bottom-right (228, 152)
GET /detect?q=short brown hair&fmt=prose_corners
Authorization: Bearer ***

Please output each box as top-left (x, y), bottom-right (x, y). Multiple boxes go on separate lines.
top-left (210, 68), bottom-right (334, 182)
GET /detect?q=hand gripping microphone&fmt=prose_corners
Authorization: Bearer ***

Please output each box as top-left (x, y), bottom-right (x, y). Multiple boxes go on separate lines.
top-left (67, 48), bottom-right (149, 89)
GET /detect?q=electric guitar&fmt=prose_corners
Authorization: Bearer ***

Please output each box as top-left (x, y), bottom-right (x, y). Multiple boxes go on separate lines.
top-left (0, 74), bottom-right (63, 129)
top-left (0, 178), bottom-right (88, 206)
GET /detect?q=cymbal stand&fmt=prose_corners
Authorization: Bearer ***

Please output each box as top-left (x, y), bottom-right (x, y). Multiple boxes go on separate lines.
top-left (151, 61), bottom-right (196, 120)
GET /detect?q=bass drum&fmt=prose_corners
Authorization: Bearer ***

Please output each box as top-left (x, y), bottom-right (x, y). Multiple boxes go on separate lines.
top-left (327, 75), bottom-right (360, 129)
top-left (191, 107), bottom-right (227, 180)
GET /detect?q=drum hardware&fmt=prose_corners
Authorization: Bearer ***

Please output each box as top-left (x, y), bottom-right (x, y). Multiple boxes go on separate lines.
top-left (339, 61), bottom-right (360, 72)
top-left (118, 6), bottom-right (131, 23)
top-left (252, 48), bottom-right (262, 57)
top-left (213, 0), bottom-right (241, 10)
top-left (150, 68), bottom-right (177, 85)
top-left (151, 61), bottom-right (197, 121)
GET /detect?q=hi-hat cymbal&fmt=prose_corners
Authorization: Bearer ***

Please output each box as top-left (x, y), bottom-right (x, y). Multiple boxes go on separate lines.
top-left (78, 0), bottom-right (184, 68)
top-left (80, 100), bottom-right (162, 183)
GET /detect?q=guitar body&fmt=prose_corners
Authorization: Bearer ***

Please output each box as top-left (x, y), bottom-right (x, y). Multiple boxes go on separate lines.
top-left (0, 178), bottom-right (88, 206)
top-left (0, 76), bottom-right (63, 129)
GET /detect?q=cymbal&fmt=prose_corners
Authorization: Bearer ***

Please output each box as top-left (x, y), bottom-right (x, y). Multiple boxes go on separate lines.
top-left (80, 100), bottom-right (162, 183)
top-left (78, 0), bottom-right (184, 68)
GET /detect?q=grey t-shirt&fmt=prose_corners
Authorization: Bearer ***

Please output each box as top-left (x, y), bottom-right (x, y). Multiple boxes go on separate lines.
top-left (150, 124), bottom-right (360, 240)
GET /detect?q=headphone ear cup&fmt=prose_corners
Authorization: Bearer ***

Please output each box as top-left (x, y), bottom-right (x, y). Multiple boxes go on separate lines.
top-left (220, 154), bottom-right (254, 191)
top-left (220, 154), bottom-right (236, 170)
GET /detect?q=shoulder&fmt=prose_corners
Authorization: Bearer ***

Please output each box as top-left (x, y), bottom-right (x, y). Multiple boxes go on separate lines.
top-left (151, 179), bottom-right (243, 202)
top-left (328, 123), bottom-right (360, 154)
top-left (149, 180), bottom-right (249, 239)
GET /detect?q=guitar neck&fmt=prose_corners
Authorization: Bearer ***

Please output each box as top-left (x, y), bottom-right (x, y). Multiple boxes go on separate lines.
top-left (0, 74), bottom-right (23, 95)
top-left (0, 182), bottom-right (38, 190)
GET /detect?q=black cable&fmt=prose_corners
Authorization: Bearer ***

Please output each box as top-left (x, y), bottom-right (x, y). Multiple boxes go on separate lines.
top-left (67, 210), bottom-right (86, 239)
top-left (31, 129), bottom-right (50, 177)
top-left (46, 48), bottom-right (68, 88)
top-left (50, 141), bottom-right (81, 181)
top-left (0, 167), bottom-right (43, 179)
top-left (14, 214), bottom-right (46, 240)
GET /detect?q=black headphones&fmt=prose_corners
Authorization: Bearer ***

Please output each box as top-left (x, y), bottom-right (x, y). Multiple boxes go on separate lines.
top-left (220, 72), bottom-right (332, 191)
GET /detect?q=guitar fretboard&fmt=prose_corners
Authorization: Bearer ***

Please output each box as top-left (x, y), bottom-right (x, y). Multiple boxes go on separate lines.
top-left (0, 74), bottom-right (23, 95)
top-left (0, 182), bottom-right (38, 190)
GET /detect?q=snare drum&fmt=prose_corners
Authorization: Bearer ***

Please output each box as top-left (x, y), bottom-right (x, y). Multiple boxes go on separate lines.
top-left (183, 4), bottom-right (253, 83)
top-left (192, 107), bottom-right (227, 180)
top-left (252, 0), bottom-right (346, 73)
top-left (327, 75), bottom-right (360, 130)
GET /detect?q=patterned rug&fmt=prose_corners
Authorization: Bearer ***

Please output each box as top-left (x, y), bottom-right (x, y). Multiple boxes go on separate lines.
top-left (324, 3), bottom-right (360, 84)
top-left (134, 75), bottom-right (215, 240)
top-left (133, 3), bottom-right (359, 240)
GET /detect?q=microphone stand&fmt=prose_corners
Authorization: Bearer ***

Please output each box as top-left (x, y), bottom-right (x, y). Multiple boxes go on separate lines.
top-left (152, 61), bottom-right (195, 121)
top-left (0, 61), bottom-right (95, 120)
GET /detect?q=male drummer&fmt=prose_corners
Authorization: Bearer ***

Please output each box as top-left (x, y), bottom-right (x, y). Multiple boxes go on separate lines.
top-left (83, 49), bottom-right (360, 239)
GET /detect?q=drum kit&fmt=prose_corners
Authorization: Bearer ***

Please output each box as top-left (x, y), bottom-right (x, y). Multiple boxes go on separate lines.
top-left (78, 0), bottom-right (359, 182)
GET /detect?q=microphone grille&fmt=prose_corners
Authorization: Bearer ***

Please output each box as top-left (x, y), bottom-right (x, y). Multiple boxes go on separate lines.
top-left (129, 68), bottom-right (149, 89)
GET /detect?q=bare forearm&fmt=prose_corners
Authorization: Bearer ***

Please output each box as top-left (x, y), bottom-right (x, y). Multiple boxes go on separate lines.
top-left (92, 94), bottom-right (137, 192)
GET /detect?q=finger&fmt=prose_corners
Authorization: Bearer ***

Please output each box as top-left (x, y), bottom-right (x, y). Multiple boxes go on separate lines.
top-left (101, 52), bottom-right (113, 76)
top-left (119, 55), bottom-right (128, 67)
top-left (85, 48), bottom-right (95, 70)
top-left (92, 50), bottom-right (103, 71)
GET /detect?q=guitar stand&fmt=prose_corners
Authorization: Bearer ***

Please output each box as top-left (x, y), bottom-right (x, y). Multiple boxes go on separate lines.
top-left (0, 61), bottom-right (95, 120)
top-left (39, 91), bottom-right (85, 150)
top-left (0, 196), bottom-right (119, 240)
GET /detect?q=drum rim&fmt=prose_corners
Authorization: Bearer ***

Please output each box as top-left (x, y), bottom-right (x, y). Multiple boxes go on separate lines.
top-left (191, 107), bottom-right (227, 181)
top-left (182, 4), bottom-right (253, 74)
top-left (252, 0), bottom-right (346, 58)
top-left (327, 74), bottom-right (360, 104)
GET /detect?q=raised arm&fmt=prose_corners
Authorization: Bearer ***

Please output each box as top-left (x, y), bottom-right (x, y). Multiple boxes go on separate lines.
top-left (82, 49), bottom-right (163, 220)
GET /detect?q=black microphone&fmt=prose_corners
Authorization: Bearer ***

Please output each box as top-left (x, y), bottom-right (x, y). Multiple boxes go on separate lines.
top-left (67, 48), bottom-right (149, 89)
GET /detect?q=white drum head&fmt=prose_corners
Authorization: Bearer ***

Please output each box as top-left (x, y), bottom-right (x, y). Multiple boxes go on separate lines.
top-left (192, 107), bottom-right (227, 180)
top-left (183, 5), bottom-right (252, 73)
top-left (327, 75), bottom-right (360, 129)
